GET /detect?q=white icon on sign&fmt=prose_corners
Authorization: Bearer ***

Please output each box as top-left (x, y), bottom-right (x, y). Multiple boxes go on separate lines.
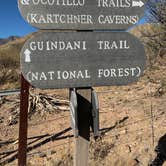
top-left (21, 0), bottom-right (30, 5)
top-left (132, 0), bottom-right (144, 7)
top-left (24, 49), bottom-right (31, 62)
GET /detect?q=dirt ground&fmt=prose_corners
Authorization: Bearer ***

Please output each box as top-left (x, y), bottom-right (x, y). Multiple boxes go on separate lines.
top-left (0, 58), bottom-right (166, 166)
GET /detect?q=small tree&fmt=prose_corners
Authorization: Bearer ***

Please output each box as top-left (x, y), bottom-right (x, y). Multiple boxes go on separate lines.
top-left (141, 0), bottom-right (166, 66)
top-left (146, 0), bottom-right (166, 25)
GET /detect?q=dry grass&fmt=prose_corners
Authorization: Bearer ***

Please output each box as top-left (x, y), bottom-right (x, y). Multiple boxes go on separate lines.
top-left (0, 37), bottom-right (27, 89)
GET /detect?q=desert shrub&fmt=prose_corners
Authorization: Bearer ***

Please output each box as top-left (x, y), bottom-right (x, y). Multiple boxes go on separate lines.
top-left (0, 41), bottom-right (22, 86)
top-left (0, 53), bottom-right (19, 69)
top-left (139, 24), bottom-right (166, 66)
top-left (141, 0), bottom-right (166, 66)
top-left (0, 68), bottom-right (19, 85)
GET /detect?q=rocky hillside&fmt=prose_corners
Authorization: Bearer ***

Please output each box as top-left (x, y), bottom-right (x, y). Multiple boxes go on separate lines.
top-left (0, 36), bottom-right (20, 45)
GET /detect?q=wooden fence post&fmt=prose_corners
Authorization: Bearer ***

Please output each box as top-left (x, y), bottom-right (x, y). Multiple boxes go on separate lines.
top-left (18, 74), bottom-right (30, 166)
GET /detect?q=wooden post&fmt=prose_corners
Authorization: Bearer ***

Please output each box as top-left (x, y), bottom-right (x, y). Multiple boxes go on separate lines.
top-left (18, 74), bottom-right (30, 166)
top-left (74, 88), bottom-right (92, 166)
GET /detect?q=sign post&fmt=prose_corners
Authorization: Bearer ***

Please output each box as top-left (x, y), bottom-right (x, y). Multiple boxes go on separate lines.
top-left (70, 88), bottom-right (100, 166)
top-left (18, 74), bottom-right (30, 166)
top-left (74, 88), bottom-right (92, 166)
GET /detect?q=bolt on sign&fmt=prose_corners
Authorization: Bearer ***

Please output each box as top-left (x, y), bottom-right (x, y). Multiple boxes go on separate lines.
top-left (20, 31), bottom-right (146, 89)
top-left (18, 0), bottom-right (146, 30)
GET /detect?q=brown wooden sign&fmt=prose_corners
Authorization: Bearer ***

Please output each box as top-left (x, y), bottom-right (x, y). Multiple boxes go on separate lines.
top-left (20, 31), bottom-right (146, 89)
top-left (18, 0), bottom-right (146, 30)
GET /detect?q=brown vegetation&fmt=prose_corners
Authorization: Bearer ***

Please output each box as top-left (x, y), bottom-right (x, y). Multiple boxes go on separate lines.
top-left (0, 35), bottom-right (30, 89)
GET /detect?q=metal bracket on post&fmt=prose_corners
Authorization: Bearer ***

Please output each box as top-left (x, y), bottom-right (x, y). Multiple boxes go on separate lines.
top-left (91, 89), bottom-right (100, 138)
top-left (73, 88), bottom-right (92, 166)
top-left (69, 88), bottom-right (78, 137)
top-left (69, 88), bottom-right (100, 166)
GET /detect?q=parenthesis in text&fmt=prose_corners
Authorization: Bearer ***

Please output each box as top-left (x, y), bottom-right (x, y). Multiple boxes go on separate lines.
top-left (136, 66), bottom-right (141, 77)
top-left (27, 13), bottom-right (30, 23)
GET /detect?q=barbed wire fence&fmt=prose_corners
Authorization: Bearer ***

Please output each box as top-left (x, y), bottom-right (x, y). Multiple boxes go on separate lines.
top-left (0, 87), bottom-right (166, 165)
top-left (0, 110), bottom-right (165, 165)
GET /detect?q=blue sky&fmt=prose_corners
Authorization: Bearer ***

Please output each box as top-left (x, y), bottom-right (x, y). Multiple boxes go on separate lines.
top-left (0, 0), bottom-right (146, 38)
top-left (0, 0), bottom-right (36, 38)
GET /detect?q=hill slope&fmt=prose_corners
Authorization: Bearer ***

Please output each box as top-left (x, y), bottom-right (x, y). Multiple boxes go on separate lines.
top-left (0, 34), bottom-right (31, 89)
top-left (0, 36), bottom-right (20, 45)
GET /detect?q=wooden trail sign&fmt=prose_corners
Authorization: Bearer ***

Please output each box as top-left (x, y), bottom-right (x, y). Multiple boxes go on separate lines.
top-left (20, 31), bottom-right (146, 89)
top-left (18, 0), bottom-right (146, 30)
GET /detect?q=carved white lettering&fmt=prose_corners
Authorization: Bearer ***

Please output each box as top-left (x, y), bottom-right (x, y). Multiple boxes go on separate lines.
top-left (40, 72), bottom-right (47, 80)
top-left (27, 13), bottom-right (93, 24)
top-left (98, 0), bottom-right (131, 7)
top-left (97, 40), bottom-right (130, 50)
top-left (48, 71), bottom-right (55, 80)
top-left (57, 70), bottom-right (91, 79)
top-left (29, 41), bottom-right (44, 50)
top-left (29, 41), bottom-right (86, 51)
top-left (98, 15), bottom-right (138, 24)
top-left (26, 70), bottom-right (91, 81)
top-left (98, 67), bottom-right (141, 78)
top-left (32, 72), bottom-right (39, 81)
top-left (30, 42), bottom-right (36, 51)
top-left (32, 0), bottom-right (85, 6)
